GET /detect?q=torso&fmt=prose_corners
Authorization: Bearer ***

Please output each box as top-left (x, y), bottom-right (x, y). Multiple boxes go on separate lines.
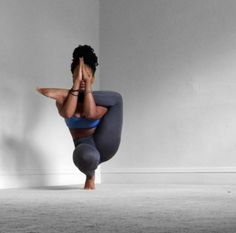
top-left (69, 127), bottom-right (96, 140)
top-left (68, 103), bottom-right (97, 140)
top-left (57, 91), bottom-right (99, 141)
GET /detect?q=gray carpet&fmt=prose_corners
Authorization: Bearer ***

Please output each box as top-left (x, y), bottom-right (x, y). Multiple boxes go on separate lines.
top-left (0, 184), bottom-right (236, 233)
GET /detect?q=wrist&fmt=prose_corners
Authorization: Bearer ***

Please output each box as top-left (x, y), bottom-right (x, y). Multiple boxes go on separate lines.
top-left (85, 78), bottom-right (92, 84)
top-left (72, 81), bottom-right (81, 90)
top-left (85, 81), bottom-right (92, 89)
top-left (69, 87), bottom-right (80, 96)
top-left (85, 84), bottom-right (92, 94)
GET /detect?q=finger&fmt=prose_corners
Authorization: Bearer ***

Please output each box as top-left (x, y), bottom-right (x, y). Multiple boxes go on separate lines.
top-left (79, 64), bottom-right (83, 79)
top-left (73, 66), bottom-right (78, 77)
top-left (85, 68), bottom-right (90, 78)
top-left (80, 59), bottom-right (84, 72)
top-left (79, 64), bottom-right (82, 74)
top-left (85, 66), bottom-right (92, 78)
top-left (81, 63), bottom-right (87, 78)
top-left (80, 57), bottom-right (84, 67)
top-left (82, 59), bottom-right (86, 72)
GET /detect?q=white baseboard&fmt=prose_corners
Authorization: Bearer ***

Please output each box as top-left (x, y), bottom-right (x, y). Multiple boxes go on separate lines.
top-left (0, 168), bottom-right (101, 189)
top-left (101, 167), bottom-right (236, 185)
top-left (2, 167), bottom-right (236, 188)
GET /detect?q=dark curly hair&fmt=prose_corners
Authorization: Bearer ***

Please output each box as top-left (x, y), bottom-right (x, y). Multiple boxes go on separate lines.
top-left (70, 44), bottom-right (98, 76)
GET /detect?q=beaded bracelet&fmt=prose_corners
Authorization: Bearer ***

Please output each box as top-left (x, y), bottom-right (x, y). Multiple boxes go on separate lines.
top-left (70, 88), bottom-right (80, 92)
top-left (69, 92), bottom-right (79, 96)
top-left (69, 88), bottom-right (79, 96)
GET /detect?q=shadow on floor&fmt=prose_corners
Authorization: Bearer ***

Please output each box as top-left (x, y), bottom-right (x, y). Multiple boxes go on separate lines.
top-left (31, 185), bottom-right (84, 190)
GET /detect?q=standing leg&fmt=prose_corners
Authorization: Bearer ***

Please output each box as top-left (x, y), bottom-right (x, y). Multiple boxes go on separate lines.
top-left (73, 136), bottom-right (100, 189)
top-left (93, 91), bottom-right (123, 163)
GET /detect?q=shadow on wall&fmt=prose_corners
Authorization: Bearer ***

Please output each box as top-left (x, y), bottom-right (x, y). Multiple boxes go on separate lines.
top-left (0, 84), bottom-right (48, 187)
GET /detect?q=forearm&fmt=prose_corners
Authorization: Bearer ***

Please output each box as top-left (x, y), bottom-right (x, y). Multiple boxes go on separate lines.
top-left (60, 80), bottom-right (81, 118)
top-left (82, 81), bottom-right (97, 119)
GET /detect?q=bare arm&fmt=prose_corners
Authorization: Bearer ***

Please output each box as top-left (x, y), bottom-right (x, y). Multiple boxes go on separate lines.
top-left (55, 59), bottom-right (83, 118)
top-left (56, 83), bottom-right (80, 118)
top-left (82, 83), bottom-right (108, 120)
top-left (81, 59), bottom-right (108, 119)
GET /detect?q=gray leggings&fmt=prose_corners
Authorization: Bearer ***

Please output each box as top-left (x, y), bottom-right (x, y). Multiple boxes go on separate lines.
top-left (72, 91), bottom-right (123, 177)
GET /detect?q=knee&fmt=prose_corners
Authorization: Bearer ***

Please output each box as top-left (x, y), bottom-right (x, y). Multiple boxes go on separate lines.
top-left (73, 144), bottom-right (100, 168)
top-left (108, 91), bottom-right (123, 104)
top-left (114, 92), bottom-right (123, 105)
top-left (108, 92), bottom-right (123, 107)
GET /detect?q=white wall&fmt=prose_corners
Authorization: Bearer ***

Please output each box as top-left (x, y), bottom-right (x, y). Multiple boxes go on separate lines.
top-left (2, 0), bottom-right (236, 188)
top-left (0, 0), bottom-right (100, 188)
top-left (100, 0), bottom-right (236, 183)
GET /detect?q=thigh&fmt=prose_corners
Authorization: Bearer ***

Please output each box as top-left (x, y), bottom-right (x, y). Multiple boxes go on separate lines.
top-left (93, 91), bottom-right (123, 162)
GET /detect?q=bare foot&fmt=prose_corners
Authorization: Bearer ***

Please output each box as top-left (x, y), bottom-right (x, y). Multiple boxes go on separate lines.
top-left (36, 87), bottom-right (69, 101)
top-left (84, 175), bottom-right (95, 190)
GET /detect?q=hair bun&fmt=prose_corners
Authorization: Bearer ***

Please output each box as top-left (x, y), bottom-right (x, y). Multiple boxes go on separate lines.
top-left (71, 44), bottom-right (98, 75)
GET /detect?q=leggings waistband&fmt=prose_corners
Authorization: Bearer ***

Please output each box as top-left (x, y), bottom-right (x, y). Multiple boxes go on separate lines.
top-left (73, 135), bottom-right (95, 147)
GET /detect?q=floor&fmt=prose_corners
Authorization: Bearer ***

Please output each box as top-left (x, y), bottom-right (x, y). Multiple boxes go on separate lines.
top-left (0, 184), bottom-right (236, 233)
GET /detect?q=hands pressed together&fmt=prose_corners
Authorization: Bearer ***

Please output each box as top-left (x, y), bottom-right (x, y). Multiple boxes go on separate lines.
top-left (73, 57), bottom-right (93, 86)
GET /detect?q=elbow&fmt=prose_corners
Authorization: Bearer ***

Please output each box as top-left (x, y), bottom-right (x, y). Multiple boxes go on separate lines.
top-left (83, 114), bottom-right (96, 120)
top-left (82, 112), bottom-right (97, 120)
top-left (64, 111), bottom-right (75, 118)
top-left (60, 110), bottom-right (74, 119)
top-left (64, 113), bottom-right (73, 118)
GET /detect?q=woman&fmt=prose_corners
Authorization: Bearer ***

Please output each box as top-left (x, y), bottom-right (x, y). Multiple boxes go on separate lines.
top-left (37, 45), bottom-right (123, 190)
